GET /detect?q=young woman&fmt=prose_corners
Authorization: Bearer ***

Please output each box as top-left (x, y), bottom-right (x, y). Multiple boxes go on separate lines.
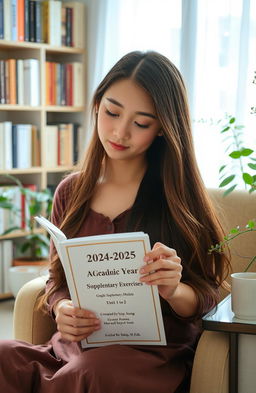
top-left (0, 51), bottom-right (230, 393)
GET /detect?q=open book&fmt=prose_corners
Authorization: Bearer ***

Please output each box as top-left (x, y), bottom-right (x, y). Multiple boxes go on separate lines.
top-left (35, 216), bottom-right (166, 347)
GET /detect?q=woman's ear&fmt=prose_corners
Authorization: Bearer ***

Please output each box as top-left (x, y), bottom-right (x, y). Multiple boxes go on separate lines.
top-left (157, 129), bottom-right (163, 136)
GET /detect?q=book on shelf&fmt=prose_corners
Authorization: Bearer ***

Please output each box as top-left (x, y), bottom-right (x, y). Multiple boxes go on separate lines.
top-left (0, 0), bottom-right (4, 40)
top-left (35, 216), bottom-right (167, 348)
top-left (64, 2), bottom-right (85, 48)
top-left (23, 58), bottom-right (40, 106)
top-left (0, 240), bottom-right (13, 294)
top-left (45, 122), bottom-right (81, 167)
top-left (0, 0), bottom-right (85, 47)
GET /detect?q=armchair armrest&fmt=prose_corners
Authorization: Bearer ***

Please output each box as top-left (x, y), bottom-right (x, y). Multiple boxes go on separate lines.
top-left (190, 330), bottom-right (229, 393)
top-left (13, 276), bottom-right (56, 344)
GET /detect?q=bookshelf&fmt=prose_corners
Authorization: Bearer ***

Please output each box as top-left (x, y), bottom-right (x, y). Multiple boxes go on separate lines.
top-left (0, 1), bottom-right (87, 298)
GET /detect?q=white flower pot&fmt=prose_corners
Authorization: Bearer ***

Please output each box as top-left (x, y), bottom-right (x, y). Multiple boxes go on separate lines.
top-left (231, 272), bottom-right (256, 320)
top-left (8, 265), bottom-right (48, 297)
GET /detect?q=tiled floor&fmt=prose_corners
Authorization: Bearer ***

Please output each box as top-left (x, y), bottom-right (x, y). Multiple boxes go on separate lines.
top-left (0, 298), bottom-right (15, 340)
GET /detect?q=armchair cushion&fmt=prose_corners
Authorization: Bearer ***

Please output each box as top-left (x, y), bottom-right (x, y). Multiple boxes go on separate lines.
top-left (13, 275), bottom-right (56, 344)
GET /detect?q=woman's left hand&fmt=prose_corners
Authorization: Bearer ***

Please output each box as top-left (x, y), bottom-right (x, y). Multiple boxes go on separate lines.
top-left (139, 242), bottom-right (182, 301)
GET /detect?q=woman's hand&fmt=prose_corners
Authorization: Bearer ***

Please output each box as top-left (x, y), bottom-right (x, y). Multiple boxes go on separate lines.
top-left (54, 299), bottom-right (101, 342)
top-left (139, 242), bottom-right (183, 302)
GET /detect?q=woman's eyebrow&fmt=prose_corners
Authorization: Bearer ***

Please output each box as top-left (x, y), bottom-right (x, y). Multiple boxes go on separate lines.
top-left (106, 97), bottom-right (157, 119)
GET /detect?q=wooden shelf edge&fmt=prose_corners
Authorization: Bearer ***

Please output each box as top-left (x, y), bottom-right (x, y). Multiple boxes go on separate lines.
top-left (0, 39), bottom-right (85, 54)
top-left (0, 105), bottom-right (42, 111)
top-left (0, 228), bottom-right (45, 240)
top-left (0, 167), bottom-right (43, 175)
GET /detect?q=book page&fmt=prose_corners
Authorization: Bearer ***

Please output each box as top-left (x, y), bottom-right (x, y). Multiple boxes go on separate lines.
top-left (60, 233), bottom-right (166, 347)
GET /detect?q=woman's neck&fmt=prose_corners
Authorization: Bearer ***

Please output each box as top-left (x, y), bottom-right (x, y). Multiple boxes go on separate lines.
top-left (102, 157), bottom-right (147, 185)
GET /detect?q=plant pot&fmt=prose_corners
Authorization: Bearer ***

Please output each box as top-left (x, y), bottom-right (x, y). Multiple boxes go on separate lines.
top-left (12, 258), bottom-right (49, 267)
top-left (231, 272), bottom-right (256, 320)
top-left (8, 265), bottom-right (49, 297)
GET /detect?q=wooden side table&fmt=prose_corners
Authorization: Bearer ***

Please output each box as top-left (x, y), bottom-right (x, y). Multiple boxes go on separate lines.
top-left (202, 295), bottom-right (256, 393)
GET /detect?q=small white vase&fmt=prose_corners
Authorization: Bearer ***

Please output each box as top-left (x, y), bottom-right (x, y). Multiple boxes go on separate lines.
top-left (8, 266), bottom-right (48, 297)
top-left (231, 272), bottom-right (256, 320)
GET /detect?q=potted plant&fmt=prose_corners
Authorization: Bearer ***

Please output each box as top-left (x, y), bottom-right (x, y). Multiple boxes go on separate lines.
top-left (0, 174), bottom-right (53, 296)
top-left (210, 114), bottom-right (256, 319)
top-left (0, 174), bottom-right (53, 264)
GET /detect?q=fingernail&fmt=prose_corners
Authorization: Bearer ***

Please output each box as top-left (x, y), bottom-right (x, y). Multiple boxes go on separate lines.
top-left (144, 256), bottom-right (149, 262)
top-left (140, 267), bottom-right (145, 273)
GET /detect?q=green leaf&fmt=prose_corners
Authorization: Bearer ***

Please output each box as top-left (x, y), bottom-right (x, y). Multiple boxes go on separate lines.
top-left (219, 165), bottom-right (226, 173)
top-left (243, 173), bottom-right (253, 185)
top-left (20, 242), bottom-right (30, 253)
top-left (221, 126), bottom-right (230, 133)
top-left (1, 226), bottom-right (21, 236)
top-left (246, 220), bottom-right (256, 229)
top-left (241, 148), bottom-right (254, 157)
top-left (248, 163), bottom-right (256, 170)
top-left (250, 158), bottom-right (256, 162)
top-left (219, 175), bottom-right (235, 187)
top-left (230, 227), bottom-right (239, 234)
top-left (229, 150), bottom-right (241, 159)
top-left (223, 184), bottom-right (237, 196)
top-left (229, 117), bottom-right (235, 124)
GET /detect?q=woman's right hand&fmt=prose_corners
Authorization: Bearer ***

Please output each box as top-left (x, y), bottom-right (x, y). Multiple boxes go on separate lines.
top-left (54, 299), bottom-right (101, 342)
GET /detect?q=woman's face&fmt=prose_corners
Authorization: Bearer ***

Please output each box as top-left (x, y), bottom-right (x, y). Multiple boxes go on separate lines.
top-left (97, 79), bottom-right (161, 163)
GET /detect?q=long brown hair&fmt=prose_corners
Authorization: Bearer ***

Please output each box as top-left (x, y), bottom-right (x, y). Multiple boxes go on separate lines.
top-left (42, 51), bottom-right (230, 313)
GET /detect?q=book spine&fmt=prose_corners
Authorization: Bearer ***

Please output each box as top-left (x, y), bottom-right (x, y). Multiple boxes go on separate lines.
top-left (3, 240), bottom-right (13, 293)
top-left (8, 59), bottom-right (17, 105)
top-left (17, 124), bottom-right (32, 168)
top-left (28, 0), bottom-right (35, 42)
top-left (17, 0), bottom-right (24, 41)
top-left (34, 0), bottom-right (42, 43)
top-left (24, 0), bottom-right (29, 41)
top-left (17, 59), bottom-right (24, 105)
top-left (12, 124), bottom-right (17, 168)
top-left (65, 7), bottom-right (71, 47)
top-left (0, 60), bottom-right (6, 104)
top-left (0, 0), bottom-right (4, 39)
top-left (73, 123), bottom-right (79, 164)
top-left (3, 0), bottom-right (11, 41)
top-left (11, 0), bottom-right (17, 41)
top-left (3, 121), bottom-right (13, 170)
top-left (61, 5), bottom-right (66, 46)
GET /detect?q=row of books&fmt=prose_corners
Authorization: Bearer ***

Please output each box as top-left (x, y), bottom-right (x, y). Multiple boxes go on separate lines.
top-left (46, 61), bottom-right (83, 107)
top-left (0, 122), bottom-right (40, 170)
top-left (0, 1), bottom-right (85, 48)
top-left (0, 58), bottom-right (40, 105)
top-left (46, 122), bottom-right (81, 167)
top-left (0, 240), bottom-right (13, 294)
top-left (0, 120), bottom-right (81, 170)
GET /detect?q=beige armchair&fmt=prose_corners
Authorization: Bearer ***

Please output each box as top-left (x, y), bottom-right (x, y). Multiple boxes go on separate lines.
top-left (13, 189), bottom-right (256, 393)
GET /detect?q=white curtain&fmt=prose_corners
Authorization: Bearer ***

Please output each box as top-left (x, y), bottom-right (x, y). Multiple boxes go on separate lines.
top-left (86, 0), bottom-right (256, 188)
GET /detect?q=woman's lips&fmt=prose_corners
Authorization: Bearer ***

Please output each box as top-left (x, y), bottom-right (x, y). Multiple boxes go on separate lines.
top-left (109, 141), bottom-right (129, 151)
